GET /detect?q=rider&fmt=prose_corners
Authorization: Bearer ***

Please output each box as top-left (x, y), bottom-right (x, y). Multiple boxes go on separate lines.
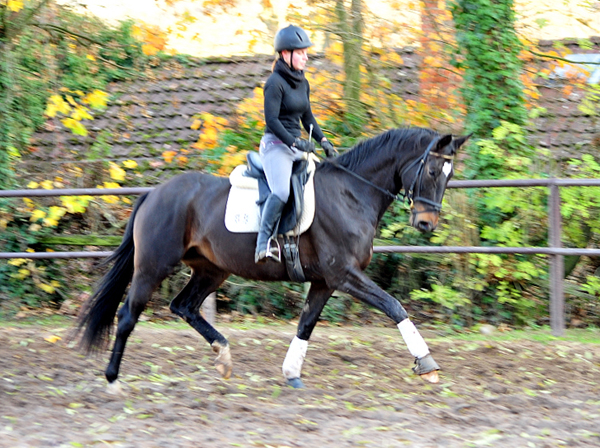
top-left (255, 24), bottom-right (336, 263)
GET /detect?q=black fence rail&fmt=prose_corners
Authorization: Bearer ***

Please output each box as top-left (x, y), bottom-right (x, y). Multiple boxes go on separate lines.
top-left (2, 178), bottom-right (600, 336)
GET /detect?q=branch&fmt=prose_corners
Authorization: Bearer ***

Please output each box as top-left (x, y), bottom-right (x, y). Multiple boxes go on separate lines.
top-left (529, 49), bottom-right (600, 66)
top-left (95, 54), bottom-right (138, 74)
top-left (33, 23), bottom-right (104, 46)
top-left (34, 23), bottom-right (137, 73)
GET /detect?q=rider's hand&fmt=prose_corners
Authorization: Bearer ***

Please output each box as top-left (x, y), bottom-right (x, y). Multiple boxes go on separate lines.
top-left (321, 140), bottom-right (337, 158)
top-left (293, 138), bottom-right (315, 153)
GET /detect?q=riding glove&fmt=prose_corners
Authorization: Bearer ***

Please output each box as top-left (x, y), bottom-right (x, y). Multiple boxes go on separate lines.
top-left (293, 138), bottom-right (315, 153)
top-left (321, 140), bottom-right (336, 158)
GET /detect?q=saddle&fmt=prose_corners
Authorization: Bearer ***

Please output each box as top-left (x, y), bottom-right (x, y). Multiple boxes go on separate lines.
top-left (224, 152), bottom-right (318, 282)
top-left (244, 151), bottom-right (310, 235)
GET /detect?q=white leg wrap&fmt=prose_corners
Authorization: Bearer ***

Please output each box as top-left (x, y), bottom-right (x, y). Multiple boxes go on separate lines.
top-left (282, 336), bottom-right (308, 380)
top-left (398, 318), bottom-right (430, 359)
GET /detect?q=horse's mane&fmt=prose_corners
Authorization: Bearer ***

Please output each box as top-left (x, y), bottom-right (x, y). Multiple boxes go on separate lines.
top-left (319, 127), bottom-right (439, 173)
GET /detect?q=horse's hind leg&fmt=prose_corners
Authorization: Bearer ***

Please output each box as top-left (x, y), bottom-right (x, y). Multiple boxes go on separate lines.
top-left (169, 262), bottom-right (231, 378)
top-left (105, 270), bottom-right (167, 390)
top-left (282, 281), bottom-right (334, 388)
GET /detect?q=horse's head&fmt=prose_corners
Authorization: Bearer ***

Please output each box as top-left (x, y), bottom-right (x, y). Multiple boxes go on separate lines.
top-left (403, 133), bottom-right (470, 233)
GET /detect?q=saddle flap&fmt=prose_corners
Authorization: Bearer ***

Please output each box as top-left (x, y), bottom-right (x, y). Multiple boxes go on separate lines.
top-left (245, 152), bottom-right (264, 179)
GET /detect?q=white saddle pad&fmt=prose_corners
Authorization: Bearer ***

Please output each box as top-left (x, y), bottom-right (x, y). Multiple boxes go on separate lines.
top-left (224, 155), bottom-right (317, 235)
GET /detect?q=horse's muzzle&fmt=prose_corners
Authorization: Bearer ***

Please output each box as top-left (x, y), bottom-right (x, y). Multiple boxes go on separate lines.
top-left (409, 205), bottom-right (439, 233)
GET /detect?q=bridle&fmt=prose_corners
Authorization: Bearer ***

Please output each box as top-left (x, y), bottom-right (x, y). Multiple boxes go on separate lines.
top-left (325, 137), bottom-right (454, 216)
top-left (400, 138), bottom-right (454, 216)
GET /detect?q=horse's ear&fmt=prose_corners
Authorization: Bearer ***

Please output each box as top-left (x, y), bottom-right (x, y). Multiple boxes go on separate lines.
top-left (453, 134), bottom-right (472, 152)
top-left (435, 134), bottom-right (453, 153)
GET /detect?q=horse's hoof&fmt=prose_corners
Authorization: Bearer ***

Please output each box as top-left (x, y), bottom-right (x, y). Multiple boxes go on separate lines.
top-left (413, 354), bottom-right (440, 383)
top-left (286, 378), bottom-right (305, 389)
top-left (212, 341), bottom-right (232, 379)
top-left (106, 380), bottom-right (125, 396)
top-left (420, 370), bottom-right (439, 383)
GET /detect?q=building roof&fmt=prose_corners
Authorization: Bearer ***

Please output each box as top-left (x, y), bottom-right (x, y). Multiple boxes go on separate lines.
top-left (20, 39), bottom-right (600, 184)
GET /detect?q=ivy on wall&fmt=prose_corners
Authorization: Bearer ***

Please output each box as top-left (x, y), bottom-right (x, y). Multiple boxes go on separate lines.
top-left (449, 0), bottom-right (529, 179)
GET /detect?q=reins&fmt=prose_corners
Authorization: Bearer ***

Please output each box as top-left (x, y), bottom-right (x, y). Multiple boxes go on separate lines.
top-left (324, 158), bottom-right (399, 200)
top-left (320, 137), bottom-right (453, 213)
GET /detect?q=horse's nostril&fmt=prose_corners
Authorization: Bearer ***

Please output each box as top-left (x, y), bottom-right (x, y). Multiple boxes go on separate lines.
top-left (418, 221), bottom-right (432, 233)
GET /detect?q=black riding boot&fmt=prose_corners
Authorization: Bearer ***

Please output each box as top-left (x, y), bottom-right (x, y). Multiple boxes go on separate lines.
top-left (255, 194), bottom-right (286, 263)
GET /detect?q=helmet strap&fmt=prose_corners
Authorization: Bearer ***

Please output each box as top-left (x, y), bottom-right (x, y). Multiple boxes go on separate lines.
top-left (290, 49), bottom-right (295, 71)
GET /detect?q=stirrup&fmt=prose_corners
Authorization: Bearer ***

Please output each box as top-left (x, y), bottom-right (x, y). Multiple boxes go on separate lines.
top-left (255, 237), bottom-right (281, 264)
top-left (265, 237), bottom-right (281, 263)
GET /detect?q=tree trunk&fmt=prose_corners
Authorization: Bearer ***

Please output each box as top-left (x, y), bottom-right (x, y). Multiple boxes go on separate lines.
top-left (334, 0), bottom-right (364, 121)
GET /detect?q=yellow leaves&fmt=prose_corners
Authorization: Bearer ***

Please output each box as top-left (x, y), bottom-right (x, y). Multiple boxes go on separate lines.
top-left (46, 90), bottom-right (107, 136)
top-left (83, 90), bottom-right (107, 109)
top-left (162, 150), bottom-right (177, 163)
top-left (27, 181), bottom-right (39, 189)
top-left (7, 257), bottom-right (61, 295)
top-left (60, 195), bottom-right (93, 214)
top-left (30, 209), bottom-right (46, 222)
top-left (191, 119), bottom-right (202, 130)
top-left (192, 113), bottom-right (228, 150)
top-left (44, 335), bottom-right (62, 343)
top-left (71, 107), bottom-right (93, 121)
top-left (7, 0), bottom-right (24, 12)
top-left (388, 53), bottom-right (404, 65)
top-left (133, 23), bottom-right (169, 56)
top-left (109, 162), bottom-right (126, 182)
top-left (143, 44), bottom-right (160, 56)
top-left (31, 207), bottom-right (61, 227)
top-left (131, 24), bottom-right (144, 39)
top-left (95, 182), bottom-right (121, 204)
top-left (217, 148), bottom-right (248, 176)
top-left (325, 42), bottom-right (344, 66)
top-left (14, 268), bottom-right (31, 280)
top-left (423, 56), bottom-right (436, 66)
top-left (122, 159), bottom-right (138, 169)
top-left (61, 118), bottom-right (88, 136)
top-left (563, 85), bottom-right (574, 96)
top-left (45, 95), bottom-right (71, 118)
top-left (86, 54), bottom-right (96, 61)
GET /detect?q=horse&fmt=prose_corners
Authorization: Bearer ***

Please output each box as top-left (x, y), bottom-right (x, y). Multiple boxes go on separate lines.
top-left (76, 127), bottom-right (469, 392)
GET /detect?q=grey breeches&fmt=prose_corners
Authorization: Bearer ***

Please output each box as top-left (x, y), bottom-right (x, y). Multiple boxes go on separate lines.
top-left (259, 133), bottom-right (306, 203)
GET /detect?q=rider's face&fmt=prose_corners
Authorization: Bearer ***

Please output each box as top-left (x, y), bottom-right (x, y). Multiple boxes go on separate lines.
top-left (282, 48), bottom-right (308, 71)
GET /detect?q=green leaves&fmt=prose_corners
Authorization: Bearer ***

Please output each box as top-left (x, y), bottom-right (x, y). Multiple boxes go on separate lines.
top-left (450, 0), bottom-right (528, 149)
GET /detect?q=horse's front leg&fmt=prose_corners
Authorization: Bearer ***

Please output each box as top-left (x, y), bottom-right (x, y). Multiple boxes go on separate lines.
top-left (335, 266), bottom-right (440, 383)
top-left (282, 281), bottom-right (334, 388)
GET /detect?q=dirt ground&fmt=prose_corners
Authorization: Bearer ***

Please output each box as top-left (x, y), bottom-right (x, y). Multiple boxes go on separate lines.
top-left (0, 321), bottom-right (599, 448)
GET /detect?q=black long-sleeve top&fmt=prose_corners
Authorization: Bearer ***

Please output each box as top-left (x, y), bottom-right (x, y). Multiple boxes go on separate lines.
top-left (263, 61), bottom-right (325, 147)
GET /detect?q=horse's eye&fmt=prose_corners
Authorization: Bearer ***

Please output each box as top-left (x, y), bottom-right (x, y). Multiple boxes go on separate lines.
top-left (429, 168), bottom-right (436, 177)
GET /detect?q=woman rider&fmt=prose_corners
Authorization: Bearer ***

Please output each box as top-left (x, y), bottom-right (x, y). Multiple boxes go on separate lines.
top-left (255, 24), bottom-right (336, 263)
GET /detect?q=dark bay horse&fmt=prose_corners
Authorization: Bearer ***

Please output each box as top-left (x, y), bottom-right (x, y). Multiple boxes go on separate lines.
top-left (77, 127), bottom-right (469, 391)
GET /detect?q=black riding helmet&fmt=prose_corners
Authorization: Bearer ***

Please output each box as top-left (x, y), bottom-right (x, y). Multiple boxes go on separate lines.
top-left (274, 25), bottom-right (313, 53)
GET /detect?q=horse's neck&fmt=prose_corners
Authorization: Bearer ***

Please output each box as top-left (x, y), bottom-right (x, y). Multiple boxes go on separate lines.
top-left (352, 152), bottom-right (402, 197)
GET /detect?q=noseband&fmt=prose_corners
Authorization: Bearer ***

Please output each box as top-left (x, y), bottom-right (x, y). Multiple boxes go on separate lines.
top-left (400, 138), bottom-right (454, 217)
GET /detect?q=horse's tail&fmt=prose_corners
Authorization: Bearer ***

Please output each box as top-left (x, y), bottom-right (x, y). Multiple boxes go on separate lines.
top-left (76, 192), bottom-right (149, 353)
